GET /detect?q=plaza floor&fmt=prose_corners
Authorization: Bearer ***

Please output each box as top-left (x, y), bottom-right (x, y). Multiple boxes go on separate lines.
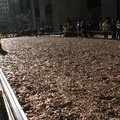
top-left (0, 36), bottom-right (120, 119)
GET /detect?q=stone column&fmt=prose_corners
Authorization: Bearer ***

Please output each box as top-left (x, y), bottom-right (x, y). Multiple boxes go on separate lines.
top-left (51, 0), bottom-right (59, 32)
top-left (39, 0), bottom-right (46, 27)
top-left (30, 0), bottom-right (36, 29)
top-left (23, 0), bottom-right (27, 14)
top-left (80, 0), bottom-right (88, 20)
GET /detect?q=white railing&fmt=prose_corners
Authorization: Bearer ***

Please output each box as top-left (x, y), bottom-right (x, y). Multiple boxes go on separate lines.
top-left (0, 69), bottom-right (28, 120)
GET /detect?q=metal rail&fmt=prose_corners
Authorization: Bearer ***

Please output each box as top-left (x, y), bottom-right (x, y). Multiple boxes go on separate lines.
top-left (0, 69), bottom-right (28, 120)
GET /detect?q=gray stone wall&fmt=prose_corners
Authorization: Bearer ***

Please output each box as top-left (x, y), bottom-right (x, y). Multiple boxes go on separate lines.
top-left (101, 0), bottom-right (117, 21)
top-left (10, 0), bottom-right (119, 31)
top-left (51, 0), bottom-right (88, 31)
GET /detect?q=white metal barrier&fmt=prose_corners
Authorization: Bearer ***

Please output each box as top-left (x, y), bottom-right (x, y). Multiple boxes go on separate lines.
top-left (0, 69), bottom-right (28, 120)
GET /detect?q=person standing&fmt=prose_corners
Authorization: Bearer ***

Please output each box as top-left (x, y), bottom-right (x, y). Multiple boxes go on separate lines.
top-left (102, 20), bottom-right (110, 39)
top-left (59, 24), bottom-right (63, 36)
top-left (77, 21), bottom-right (81, 37)
top-left (0, 32), bottom-right (3, 50)
top-left (86, 21), bottom-right (93, 38)
top-left (80, 21), bottom-right (86, 37)
top-left (49, 25), bottom-right (53, 33)
top-left (63, 23), bottom-right (67, 33)
top-left (99, 21), bottom-right (102, 35)
top-left (110, 19), bottom-right (117, 39)
top-left (59, 24), bottom-right (63, 32)
top-left (116, 20), bottom-right (120, 39)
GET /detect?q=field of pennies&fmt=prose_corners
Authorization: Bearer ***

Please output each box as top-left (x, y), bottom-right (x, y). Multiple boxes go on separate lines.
top-left (0, 36), bottom-right (120, 120)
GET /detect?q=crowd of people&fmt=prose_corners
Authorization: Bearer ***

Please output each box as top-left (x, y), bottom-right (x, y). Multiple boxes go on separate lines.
top-left (61, 18), bottom-right (120, 39)
top-left (17, 25), bottom-right (53, 37)
top-left (0, 25), bottom-right (54, 38)
top-left (0, 25), bottom-right (54, 51)
top-left (1, 18), bottom-right (120, 53)
top-left (101, 19), bottom-right (120, 39)
top-left (0, 18), bottom-right (120, 39)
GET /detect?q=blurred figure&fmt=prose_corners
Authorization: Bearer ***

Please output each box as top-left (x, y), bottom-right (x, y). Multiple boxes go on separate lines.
top-left (86, 21), bottom-right (93, 38)
top-left (59, 24), bottom-right (63, 32)
top-left (116, 20), bottom-right (120, 39)
top-left (99, 21), bottom-right (102, 35)
top-left (63, 23), bottom-right (67, 33)
top-left (40, 27), bottom-right (45, 36)
top-left (46, 26), bottom-right (49, 33)
top-left (110, 19), bottom-right (117, 39)
top-left (33, 27), bottom-right (38, 37)
top-left (102, 20), bottom-right (110, 39)
top-left (0, 32), bottom-right (2, 50)
top-left (49, 25), bottom-right (53, 33)
top-left (77, 21), bottom-right (81, 36)
top-left (0, 31), bottom-right (8, 55)
top-left (80, 21), bottom-right (86, 37)
top-left (99, 21), bottom-right (102, 31)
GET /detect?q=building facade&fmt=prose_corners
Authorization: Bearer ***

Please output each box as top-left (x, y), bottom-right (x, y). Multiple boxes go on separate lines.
top-left (31, 0), bottom-right (88, 31)
top-left (38, 0), bottom-right (120, 31)
top-left (0, 0), bottom-right (10, 31)
top-left (101, 0), bottom-right (120, 20)
top-left (4, 0), bottom-right (120, 31)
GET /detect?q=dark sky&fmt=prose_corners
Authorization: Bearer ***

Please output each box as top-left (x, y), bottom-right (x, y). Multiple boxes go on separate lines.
top-left (87, 0), bottom-right (101, 8)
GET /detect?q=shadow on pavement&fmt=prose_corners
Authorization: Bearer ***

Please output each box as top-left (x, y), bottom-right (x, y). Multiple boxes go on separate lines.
top-left (0, 49), bottom-right (8, 56)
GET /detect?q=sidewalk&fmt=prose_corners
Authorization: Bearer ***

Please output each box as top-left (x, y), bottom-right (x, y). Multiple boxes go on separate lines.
top-left (50, 33), bottom-right (113, 39)
top-left (93, 34), bottom-right (112, 39)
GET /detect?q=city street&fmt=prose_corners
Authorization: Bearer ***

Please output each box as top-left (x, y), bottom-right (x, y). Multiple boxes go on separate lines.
top-left (0, 36), bottom-right (120, 119)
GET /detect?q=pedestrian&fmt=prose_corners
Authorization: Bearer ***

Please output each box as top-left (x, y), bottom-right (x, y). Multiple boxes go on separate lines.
top-left (49, 25), bottom-right (53, 33)
top-left (40, 27), bottom-right (45, 36)
top-left (102, 20), bottom-right (110, 39)
top-left (0, 32), bottom-right (3, 51)
top-left (110, 19), bottom-right (117, 39)
top-left (34, 28), bottom-right (38, 37)
top-left (80, 21), bottom-right (86, 37)
top-left (99, 21), bottom-right (102, 35)
top-left (116, 20), bottom-right (120, 39)
top-left (59, 24), bottom-right (63, 32)
top-left (86, 21), bottom-right (93, 38)
top-left (77, 21), bottom-right (81, 36)
top-left (46, 26), bottom-right (49, 33)
top-left (63, 23), bottom-right (67, 33)
top-left (59, 24), bottom-right (63, 36)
